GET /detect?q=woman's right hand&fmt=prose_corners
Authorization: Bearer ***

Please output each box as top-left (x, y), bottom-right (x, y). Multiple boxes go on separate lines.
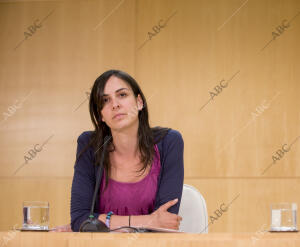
top-left (150, 198), bottom-right (182, 230)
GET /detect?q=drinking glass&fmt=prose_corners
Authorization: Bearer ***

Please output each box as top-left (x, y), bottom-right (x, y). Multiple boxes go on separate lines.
top-left (22, 201), bottom-right (49, 231)
top-left (270, 203), bottom-right (297, 231)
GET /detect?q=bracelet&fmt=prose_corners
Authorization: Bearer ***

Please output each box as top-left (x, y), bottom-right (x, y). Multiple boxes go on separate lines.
top-left (129, 215), bottom-right (131, 227)
top-left (105, 211), bottom-right (114, 228)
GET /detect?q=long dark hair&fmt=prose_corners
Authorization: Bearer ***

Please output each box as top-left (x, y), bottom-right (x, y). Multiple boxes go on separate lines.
top-left (77, 70), bottom-right (169, 190)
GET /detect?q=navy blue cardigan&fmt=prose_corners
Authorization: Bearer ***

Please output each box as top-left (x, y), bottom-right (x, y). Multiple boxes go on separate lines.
top-left (70, 128), bottom-right (184, 232)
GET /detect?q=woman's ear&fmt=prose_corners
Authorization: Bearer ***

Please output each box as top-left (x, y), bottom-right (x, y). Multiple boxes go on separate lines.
top-left (137, 94), bottom-right (144, 111)
top-left (100, 113), bottom-right (105, 122)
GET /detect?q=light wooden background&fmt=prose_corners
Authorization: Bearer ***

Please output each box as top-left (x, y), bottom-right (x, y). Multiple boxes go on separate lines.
top-left (0, 0), bottom-right (299, 233)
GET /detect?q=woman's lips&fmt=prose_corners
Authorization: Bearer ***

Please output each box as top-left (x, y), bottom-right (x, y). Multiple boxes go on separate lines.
top-left (113, 113), bottom-right (126, 119)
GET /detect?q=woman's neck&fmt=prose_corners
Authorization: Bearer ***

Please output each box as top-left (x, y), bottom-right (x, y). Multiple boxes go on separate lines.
top-left (110, 123), bottom-right (139, 158)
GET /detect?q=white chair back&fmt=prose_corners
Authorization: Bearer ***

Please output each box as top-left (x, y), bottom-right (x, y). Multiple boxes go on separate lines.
top-left (178, 184), bottom-right (208, 233)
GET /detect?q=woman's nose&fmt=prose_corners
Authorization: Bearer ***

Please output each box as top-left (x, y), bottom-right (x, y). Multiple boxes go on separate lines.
top-left (111, 98), bottom-right (120, 109)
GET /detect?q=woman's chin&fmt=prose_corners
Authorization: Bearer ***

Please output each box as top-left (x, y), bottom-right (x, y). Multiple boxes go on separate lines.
top-left (111, 120), bottom-right (138, 132)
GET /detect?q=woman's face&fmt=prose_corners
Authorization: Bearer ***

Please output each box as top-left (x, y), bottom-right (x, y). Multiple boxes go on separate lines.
top-left (100, 76), bottom-right (143, 131)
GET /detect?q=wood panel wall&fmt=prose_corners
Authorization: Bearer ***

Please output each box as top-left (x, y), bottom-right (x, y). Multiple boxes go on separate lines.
top-left (0, 0), bottom-right (299, 233)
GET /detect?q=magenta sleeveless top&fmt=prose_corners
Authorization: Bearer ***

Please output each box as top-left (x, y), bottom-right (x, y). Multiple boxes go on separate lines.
top-left (99, 144), bottom-right (161, 215)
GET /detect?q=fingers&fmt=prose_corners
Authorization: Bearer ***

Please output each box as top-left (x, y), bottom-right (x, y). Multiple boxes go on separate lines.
top-left (153, 199), bottom-right (183, 230)
top-left (172, 215), bottom-right (183, 230)
top-left (176, 215), bottom-right (182, 228)
top-left (169, 216), bottom-right (182, 230)
top-left (162, 214), bottom-right (182, 230)
top-left (159, 198), bottom-right (178, 211)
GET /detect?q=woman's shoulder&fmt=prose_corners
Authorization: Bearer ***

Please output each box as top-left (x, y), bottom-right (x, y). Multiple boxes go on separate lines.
top-left (153, 127), bottom-right (183, 143)
top-left (154, 127), bottom-right (184, 154)
top-left (164, 129), bottom-right (183, 142)
top-left (77, 131), bottom-right (94, 143)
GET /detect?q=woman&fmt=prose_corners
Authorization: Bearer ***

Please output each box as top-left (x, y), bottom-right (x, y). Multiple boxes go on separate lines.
top-left (70, 70), bottom-right (184, 232)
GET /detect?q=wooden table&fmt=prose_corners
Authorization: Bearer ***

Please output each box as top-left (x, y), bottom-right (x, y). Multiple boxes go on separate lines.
top-left (1, 231), bottom-right (299, 247)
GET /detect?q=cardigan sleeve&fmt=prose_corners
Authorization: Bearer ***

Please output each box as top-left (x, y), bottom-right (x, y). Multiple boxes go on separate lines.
top-left (154, 129), bottom-right (184, 214)
top-left (70, 132), bottom-right (100, 232)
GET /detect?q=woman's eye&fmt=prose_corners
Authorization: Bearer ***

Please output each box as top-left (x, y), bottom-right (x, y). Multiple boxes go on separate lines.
top-left (102, 93), bottom-right (126, 104)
